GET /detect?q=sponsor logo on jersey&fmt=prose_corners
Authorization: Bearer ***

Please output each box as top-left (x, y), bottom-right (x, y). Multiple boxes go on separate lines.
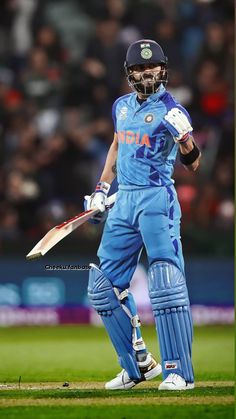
top-left (117, 106), bottom-right (128, 120)
top-left (115, 130), bottom-right (151, 147)
top-left (144, 113), bottom-right (154, 123)
top-left (165, 362), bottom-right (178, 370)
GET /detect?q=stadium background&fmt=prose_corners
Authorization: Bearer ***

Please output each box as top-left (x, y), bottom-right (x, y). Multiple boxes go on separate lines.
top-left (0, 0), bottom-right (234, 327)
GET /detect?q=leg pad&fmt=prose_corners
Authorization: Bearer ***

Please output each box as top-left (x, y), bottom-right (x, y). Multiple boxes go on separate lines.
top-left (88, 264), bottom-right (141, 381)
top-left (148, 261), bottom-right (194, 383)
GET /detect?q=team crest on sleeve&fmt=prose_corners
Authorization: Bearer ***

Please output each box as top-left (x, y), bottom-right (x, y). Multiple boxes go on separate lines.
top-left (144, 113), bottom-right (154, 123)
top-left (118, 106), bottom-right (128, 120)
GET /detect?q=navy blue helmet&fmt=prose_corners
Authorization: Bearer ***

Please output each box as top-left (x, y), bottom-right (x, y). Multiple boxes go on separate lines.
top-left (124, 39), bottom-right (168, 96)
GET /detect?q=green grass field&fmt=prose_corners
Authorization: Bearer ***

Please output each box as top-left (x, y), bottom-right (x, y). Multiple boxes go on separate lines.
top-left (0, 325), bottom-right (234, 418)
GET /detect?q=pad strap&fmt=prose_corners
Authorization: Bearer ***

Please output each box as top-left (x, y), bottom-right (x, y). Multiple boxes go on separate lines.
top-left (114, 287), bottom-right (145, 352)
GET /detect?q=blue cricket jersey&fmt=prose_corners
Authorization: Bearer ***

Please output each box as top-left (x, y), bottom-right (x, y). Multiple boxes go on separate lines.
top-left (112, 84), bottom-right (192, 187)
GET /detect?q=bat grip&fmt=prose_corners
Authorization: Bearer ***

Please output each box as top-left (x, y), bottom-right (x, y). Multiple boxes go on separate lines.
top-left (106, 192), bottom-right (117, 207)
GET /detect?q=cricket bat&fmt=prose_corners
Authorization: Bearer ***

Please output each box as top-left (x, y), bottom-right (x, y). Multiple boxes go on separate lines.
top-left (26, 193), bottom-right (116, 260)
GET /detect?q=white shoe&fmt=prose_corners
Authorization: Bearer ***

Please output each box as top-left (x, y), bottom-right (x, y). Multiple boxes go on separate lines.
top-left (158, 373), bottom-right (194, 391)
top-left (105, 353), bottom-right (162, 390)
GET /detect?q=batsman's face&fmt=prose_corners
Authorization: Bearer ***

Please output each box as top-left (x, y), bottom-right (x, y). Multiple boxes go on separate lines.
top-left (128, 64), bottom-right (162, 87)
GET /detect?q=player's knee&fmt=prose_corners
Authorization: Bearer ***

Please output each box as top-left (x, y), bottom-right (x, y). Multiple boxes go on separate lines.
top-left (88, 263), bottom-right (120, 314)
top-left (148, 261), bottom-right (190, 309)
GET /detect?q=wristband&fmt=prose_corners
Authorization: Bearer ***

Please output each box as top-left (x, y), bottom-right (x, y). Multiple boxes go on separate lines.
top-left (95, 181), bottom-right (110, 195)
top-left (179, 143), bottom-right (200, 166)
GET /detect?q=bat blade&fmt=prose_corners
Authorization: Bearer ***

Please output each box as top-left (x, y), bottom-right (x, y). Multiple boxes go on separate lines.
top-left (26, 192), bottom-right (116, 260)
top-left (26, 208), bottom-right (98, 260)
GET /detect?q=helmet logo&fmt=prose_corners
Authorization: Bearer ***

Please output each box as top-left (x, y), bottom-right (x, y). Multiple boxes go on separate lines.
top-left (144, 114), bottom-right (154, 123)
top-left (141, 48), bottom-right (152, 59)
top-left (141, 43), bottom-right (150, 48)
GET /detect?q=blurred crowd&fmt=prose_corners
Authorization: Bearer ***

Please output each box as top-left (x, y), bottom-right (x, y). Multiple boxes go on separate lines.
top-left (0, 0), bottom-right (234, 252)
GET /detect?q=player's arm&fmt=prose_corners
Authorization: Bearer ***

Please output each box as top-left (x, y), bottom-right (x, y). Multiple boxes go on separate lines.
top-left (178, 136), bottom-right (201, 172)
top-left (100, 134), bottom-right (118, 184)
top-left (84, 97), bottom-right (119, 221)
top-left (163, 108), bottom-right (201, 172)
top-left (84, 134), bottom-right (118, 220)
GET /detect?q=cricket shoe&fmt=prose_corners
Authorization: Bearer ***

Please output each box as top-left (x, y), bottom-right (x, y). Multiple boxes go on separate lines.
top-left (105, 353), bottom-right (162, 390)
top-left (158, 373), bottom-right (194, 391)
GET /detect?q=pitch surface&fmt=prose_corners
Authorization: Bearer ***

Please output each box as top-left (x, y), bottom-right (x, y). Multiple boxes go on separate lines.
top-left (0, 325), bottom-right (234, 418)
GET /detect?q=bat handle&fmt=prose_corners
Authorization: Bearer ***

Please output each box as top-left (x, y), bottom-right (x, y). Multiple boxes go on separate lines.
top-left (107, 192), bottom-right (117, 207)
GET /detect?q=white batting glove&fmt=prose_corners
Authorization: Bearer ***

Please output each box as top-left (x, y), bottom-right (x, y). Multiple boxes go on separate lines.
top-left (85, 182), bottom-right (115, 224)
top-left (84, 181), bottom-right (111, 224)
top-left (85, 181), bottom-right (110, 211)
top-left (163, 107), bottom-right (193, 143)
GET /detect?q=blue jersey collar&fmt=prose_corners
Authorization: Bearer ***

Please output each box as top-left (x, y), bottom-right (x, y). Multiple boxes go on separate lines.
top-left (134, 84), bottom-right (166, 108)
top-left (147, 84), bottom-right (166, 102)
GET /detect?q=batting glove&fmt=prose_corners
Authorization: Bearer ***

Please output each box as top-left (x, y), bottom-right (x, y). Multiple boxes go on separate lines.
top-left (163, 108), bottom-right (193, 143)
top-left (84, 181), bottom-right (111, 224)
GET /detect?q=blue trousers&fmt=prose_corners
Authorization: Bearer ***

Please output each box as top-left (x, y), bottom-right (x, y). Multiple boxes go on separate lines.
top-left (98, 185), bottom-right (185, 288)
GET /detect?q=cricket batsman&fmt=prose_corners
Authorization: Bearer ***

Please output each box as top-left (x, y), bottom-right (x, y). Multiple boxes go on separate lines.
top-left (85, 39), bottom-right (201, 390)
